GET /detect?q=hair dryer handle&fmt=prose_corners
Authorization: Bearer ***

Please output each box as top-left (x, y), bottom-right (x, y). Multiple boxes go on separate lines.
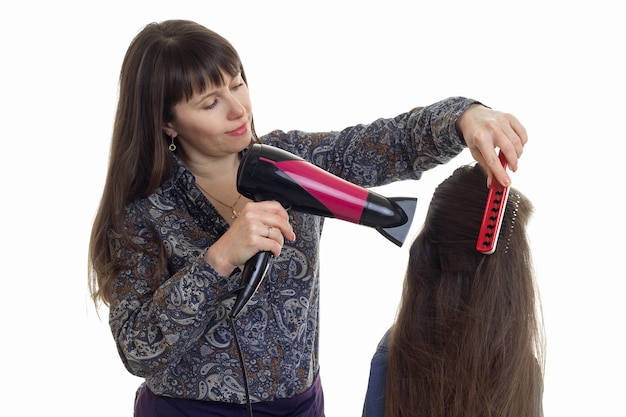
top-left (230, 251), bottom-right (273, 318)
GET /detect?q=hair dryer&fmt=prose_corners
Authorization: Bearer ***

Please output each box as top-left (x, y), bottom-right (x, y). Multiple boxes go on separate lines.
top-left (230, 144), bottom-right (417, 317)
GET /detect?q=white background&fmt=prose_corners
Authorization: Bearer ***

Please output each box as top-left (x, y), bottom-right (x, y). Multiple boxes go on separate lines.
top-left (1, 1), bottom-right (624, 416)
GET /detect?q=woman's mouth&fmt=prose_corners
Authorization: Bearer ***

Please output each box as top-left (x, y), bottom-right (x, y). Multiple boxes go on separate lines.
top-left (227, 123), bottom-right (248, 136)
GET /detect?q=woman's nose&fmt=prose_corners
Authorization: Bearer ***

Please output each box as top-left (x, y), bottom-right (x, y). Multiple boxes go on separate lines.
top-left (227, 95), bottom-right (246, 120)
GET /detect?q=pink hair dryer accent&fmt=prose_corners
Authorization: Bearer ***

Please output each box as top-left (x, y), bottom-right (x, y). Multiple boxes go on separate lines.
top-left (230, 144), bottom-right (417, 317)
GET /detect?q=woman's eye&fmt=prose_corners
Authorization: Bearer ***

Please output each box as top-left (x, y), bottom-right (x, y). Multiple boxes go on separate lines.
top-left (204, 100), bottom-right (218, 110)
top-left (232, 82), bottom-right (244, 91)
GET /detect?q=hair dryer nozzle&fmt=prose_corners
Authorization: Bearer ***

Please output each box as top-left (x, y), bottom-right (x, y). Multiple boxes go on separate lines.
top-left (375, 197), bottom-right (417, 246)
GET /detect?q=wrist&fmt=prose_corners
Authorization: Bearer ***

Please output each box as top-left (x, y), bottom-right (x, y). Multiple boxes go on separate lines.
top-left (204, 246), bottom-right (237, 277)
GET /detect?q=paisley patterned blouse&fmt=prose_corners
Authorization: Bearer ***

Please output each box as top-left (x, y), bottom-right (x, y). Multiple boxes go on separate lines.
top-left (108, 96), bottom-right (476, 404)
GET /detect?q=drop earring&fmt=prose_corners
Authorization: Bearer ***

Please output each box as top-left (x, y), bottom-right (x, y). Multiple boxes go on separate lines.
top-left (169, 136), bottom-right (177, 152)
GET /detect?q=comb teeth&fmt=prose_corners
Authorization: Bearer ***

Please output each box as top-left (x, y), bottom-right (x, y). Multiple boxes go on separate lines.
top-left (476, 152), bottom-right (510, 255)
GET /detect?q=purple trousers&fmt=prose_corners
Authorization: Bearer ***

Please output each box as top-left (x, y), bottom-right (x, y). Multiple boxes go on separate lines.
top-left (134, 373), bottom-right (324, 417)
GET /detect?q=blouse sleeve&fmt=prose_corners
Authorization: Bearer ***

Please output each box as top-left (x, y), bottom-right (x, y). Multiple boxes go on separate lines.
top-left (107, 201), bottom-right (238, 378)
top-left (262, 96), bottom-right (479, 187)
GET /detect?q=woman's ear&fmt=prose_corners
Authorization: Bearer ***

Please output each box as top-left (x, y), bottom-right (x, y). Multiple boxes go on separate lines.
top-left (163, 123), bottom-right (177, 138)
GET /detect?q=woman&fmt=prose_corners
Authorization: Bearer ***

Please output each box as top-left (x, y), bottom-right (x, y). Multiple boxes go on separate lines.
top-left (362, 164), bottom-right (545, 417)
top-left (88, 19), bottom-right (528, 417)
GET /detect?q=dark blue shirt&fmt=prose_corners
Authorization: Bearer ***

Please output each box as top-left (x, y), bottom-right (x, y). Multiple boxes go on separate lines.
top-left (362, 328), bottom-right (390, 417)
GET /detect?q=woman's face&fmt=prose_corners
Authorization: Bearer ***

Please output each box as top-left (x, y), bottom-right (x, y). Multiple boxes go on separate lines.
top-left (164, 71), bottom-right (253, 159)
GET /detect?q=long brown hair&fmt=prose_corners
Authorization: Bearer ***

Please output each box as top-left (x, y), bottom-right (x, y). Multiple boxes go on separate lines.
top-left (386, 164), bottom-right (545, 417)
top-left (88, 20), bottom-right (255, 307)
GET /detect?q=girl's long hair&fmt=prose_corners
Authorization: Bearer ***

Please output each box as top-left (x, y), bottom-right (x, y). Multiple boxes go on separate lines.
top-left (386, 164), bottom-right (545, 417)
top-left (88, 20), bottom-right (255, 307)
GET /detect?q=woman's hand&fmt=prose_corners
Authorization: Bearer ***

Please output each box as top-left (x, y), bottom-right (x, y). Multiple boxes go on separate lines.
top-left (204, 201), bottom-right (296, 276)
top-left (457, 104), bottom-right (528, 187)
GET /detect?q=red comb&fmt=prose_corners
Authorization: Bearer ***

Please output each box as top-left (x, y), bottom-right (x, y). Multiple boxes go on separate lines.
top-left (476, 151), bottom-right (510, 254)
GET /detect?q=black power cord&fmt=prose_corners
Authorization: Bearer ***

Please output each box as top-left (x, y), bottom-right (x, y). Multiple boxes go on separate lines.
top-left (228, 315), bottom-right (254, 417)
